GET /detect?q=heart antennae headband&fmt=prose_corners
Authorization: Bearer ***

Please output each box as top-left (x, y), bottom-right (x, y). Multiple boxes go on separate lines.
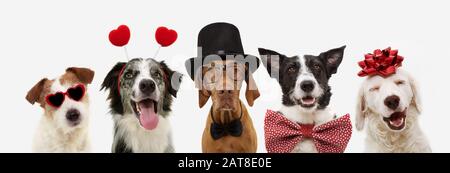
top-left (108, 24), bottom-right (178, 61)
top-left (357, 47), bottom-right (404, 78)
top-left (108, 24), bottom-right (178, 95)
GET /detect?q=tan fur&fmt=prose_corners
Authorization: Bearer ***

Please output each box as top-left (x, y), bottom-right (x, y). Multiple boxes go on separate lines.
top-left (202, 101), bottom-right (257, 153)
top-left (196, 60), bottom-right (258, 153)
top-left (64, 67), bottom-right (95, 84)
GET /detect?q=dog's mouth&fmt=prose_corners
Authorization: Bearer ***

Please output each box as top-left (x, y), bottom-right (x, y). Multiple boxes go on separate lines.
top-left (131, 98), bottom-right (159, 131)
top-left (383, 109), bottom-right (407, 131)
top-left (297, 96), bottom-right (317, 108)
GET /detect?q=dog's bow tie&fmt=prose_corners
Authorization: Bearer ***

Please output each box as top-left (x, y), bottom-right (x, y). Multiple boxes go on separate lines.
top-left (210, 119), bottom-right (243, 140)
top-left (264, 110), bottom-right (352, 153)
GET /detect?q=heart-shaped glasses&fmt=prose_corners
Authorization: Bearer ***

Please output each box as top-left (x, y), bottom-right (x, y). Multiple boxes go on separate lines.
top-left (45, 84), bottom-right (86, 108)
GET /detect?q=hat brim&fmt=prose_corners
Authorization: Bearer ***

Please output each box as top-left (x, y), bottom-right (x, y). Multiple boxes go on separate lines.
top-left (185, 54), bottom-right (260, 81)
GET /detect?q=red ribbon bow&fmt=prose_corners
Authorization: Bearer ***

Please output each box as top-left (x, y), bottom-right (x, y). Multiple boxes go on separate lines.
top-left (264, 110), bottom-right (352, 153)
top-left (357, 47), bottom-right (404, 77)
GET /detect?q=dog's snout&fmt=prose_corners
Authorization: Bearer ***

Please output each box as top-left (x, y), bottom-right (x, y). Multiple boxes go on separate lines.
top-left (300, 80), bottom-right (315, 93)
top-left (139, 79), bottom-right (156, 94)
top-left (66, 109), bottom-right (80, 122)
top-left (384, 95), bottom-right (400, 110)
top-left (218, 90), bottom-right (233, 96)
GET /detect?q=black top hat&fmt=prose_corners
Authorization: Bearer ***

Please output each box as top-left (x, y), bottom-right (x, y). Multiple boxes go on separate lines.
top-left (185, 22), bottom-right (260, 80)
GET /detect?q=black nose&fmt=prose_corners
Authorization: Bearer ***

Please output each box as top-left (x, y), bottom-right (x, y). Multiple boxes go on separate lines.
top-left (139, 79), bottom-right (156, 93)
top-left (300, 80), bottom-right (315, 93)
top-left (384, 95), bottom-right (400, 110)
top-left (66, 109), bottom-right (80, 122)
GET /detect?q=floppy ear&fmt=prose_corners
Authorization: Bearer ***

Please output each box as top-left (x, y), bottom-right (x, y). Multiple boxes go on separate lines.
top-left (245, 69), bottom-right (260, 107)
top-left (258, 48), bottom-right (282, 80)
top-left (408, 74), bottom-right (422, 113)
top-left (355, 86), bottom-right (368, 131)
top-left (192, 66), bottom-right (208, 108)
top-left (26, 78), bottom-right (48, 106)
top-left (193, 66), bottom-right (211, 108)
top-left (66, 67), bottom-right (95, 84)
top-left (100, 62), bottom-right (126, 115)
top-left (320, 45), bottom-right (346, 78)
top-left (160, 61), bottom-right (182, 98)
top-left (198, 89), bottom-right (210, 108)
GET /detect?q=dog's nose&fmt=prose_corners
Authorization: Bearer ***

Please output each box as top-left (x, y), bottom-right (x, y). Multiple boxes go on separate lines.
top-left (66, 109), bottom-right (80, 122)
top-left (218, 90), bottom-right (233, 96)
top-left (384, 95), bottom-right (400, 110)
top-left (139, 79), bottom-right (156, 93)
top-left (300, 80), bottom-right (315, 93)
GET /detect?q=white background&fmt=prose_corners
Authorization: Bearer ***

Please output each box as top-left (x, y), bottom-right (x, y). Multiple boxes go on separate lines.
top-left (0, 0), bottom-right (449, 153)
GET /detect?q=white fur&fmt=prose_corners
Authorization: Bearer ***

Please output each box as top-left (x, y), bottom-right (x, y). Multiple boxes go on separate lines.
top-left (356, 69), bottom-right (431, 152)
top-left (291, 56), bottom-right (324, 106)
top-left (112, 59), bottom-right (173, 153)
top-left (132, 59), bottom-right (161, 102)
top-left (33, 78), bottom-right (91, 153)
top-left (113, 113), bottom-right (172, 152)
top-left (277, 56), bottom-right (334, 153)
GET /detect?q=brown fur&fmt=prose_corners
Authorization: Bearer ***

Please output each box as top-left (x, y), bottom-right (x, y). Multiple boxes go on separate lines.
top-left (26, 67), bottom-right (94, 117)
top-left (196, 60), bottom-right (259, 153)
top-left (202, 100), bottom-right (257, 153)
top-left (65, 67), bottom-right (95, 84)
top-left (26, 78), bottom-right (53, 108)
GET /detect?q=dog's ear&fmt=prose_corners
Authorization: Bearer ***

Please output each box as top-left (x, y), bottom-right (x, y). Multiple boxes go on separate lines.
top-left (26, 78), bottom-right (48, 106)
top-left (355, 85), bottom-right (368, 131)
top-left (320, 45), bottom-right (345, 78)
top-left (66, 67), bottom-right (95, 84)
top-left (194, 66), bottom-right (211, 108)
top-left (408, 73), bottom-right (422, 113)
top-left (198, 89), bottom-right (210, 108)
top-left (160, 61), bottom-right (182, 98)
top-left (245, 68), bottom-right (260, 107)
top-left (258, 48), bottom-right (282, 80)
top-left (100, 62), bottom-right (126, 115)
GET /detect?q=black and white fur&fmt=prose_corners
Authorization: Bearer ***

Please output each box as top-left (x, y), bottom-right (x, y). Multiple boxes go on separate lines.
top-left (258, 46), bottom-right (345, 153)
top-left (101, 58), bottom-right (182, 153)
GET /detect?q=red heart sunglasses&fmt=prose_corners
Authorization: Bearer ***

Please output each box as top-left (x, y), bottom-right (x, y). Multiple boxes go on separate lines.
top-left (45, 84), bottom-right (86, 108)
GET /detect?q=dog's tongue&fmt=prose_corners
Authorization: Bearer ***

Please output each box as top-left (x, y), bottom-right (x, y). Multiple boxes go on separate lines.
top-left (302, 97), bottom-right (315, 104)
top-left (391, 118), bottom-right (403, 127)
top-left (138, 101), bottom-right (159, 130)
top-left (390, 113), bottom-right (404, 127)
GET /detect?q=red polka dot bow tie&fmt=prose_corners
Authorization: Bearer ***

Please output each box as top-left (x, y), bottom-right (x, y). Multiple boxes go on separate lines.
top-left (264, 110), bottom-right (352, 153)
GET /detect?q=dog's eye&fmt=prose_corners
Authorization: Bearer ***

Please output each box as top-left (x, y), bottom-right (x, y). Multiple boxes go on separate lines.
top-left (124, 72), bottom-right (133, 79)
top-left (395, 80), bottom-right (405, 85)
top-left (313, 64), bottom-right (321, 70)
top-left (369, 86), bottom-right (380, 92)
top-left (153, 72), bottom-right (162, 79)
top-left (287, 66), bottom-right (296, 73)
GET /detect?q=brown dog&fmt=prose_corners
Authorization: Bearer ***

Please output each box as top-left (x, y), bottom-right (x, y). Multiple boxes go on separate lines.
top-left (185, 22), bottom-right (261, 153)
top-left (197, 60), bottom-right (259, 153)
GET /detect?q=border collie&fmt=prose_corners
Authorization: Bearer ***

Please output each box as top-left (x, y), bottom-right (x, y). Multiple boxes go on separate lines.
top-left (101, 58), bottom-right (182, 153)
top-left (258, 46), bottom-right (346, 152)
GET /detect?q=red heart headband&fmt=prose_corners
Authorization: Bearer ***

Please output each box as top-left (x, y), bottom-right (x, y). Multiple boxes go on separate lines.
top-left (109, 24), bottom-right (177, 94)
top-left (357, 47), bottom-right (404, 77)
top-left (108, 24), bottom-right (178, 60)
